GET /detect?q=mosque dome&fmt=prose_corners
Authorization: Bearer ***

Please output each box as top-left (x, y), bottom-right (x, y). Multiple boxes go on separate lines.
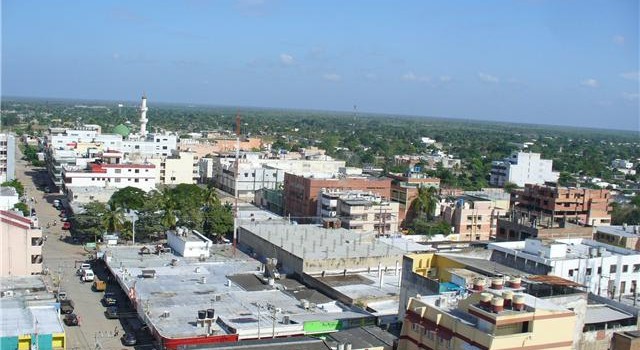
top-left (113, 124), bottom-right (130, 137)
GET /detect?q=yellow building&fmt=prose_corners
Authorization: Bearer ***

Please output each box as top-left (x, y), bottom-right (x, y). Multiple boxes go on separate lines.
top-left (399, 292), bottom-right (575, 350)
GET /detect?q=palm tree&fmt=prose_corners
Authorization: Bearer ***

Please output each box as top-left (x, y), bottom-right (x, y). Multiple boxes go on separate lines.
top-left (102, 204), bottom-right (125, 234)
top-left (152, 187), bottom-right (177, 229)
top-left (410, 186), bottom-right (439, 221)
top-left (203, 185), bottom-right (220, 209)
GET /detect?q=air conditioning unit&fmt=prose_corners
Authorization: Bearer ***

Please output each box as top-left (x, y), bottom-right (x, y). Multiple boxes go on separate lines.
top-left (1, 290), bottom-right (14, 298)
top-left (162, 311), bottom-right (170, 318)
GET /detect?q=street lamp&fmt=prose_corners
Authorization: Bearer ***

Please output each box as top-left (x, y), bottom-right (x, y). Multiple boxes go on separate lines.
top-left (125, 210), bottom-right (138, 246)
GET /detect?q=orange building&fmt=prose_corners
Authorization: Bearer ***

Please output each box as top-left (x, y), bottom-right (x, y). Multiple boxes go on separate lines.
top-left (283, 173), bottom-right (391, 224)
top-left (388, 173), bottom-right (440, 225)
top-left (511, 184), bottom-right (612, 227)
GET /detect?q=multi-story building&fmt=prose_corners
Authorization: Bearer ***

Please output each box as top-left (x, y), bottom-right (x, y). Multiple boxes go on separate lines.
top-left (318, 189), bottom-right (400, 233)
top-left (179, 137), bottom-right (263, 159)
top-left (147, 151), bottom-right (198, 185)
top-left (0, 210), bottom-right (43, 276)
top-left (399, 292), bottom-right (576, 350)
top-left (510, 183), bottom-right (612, 226)
top-left (62, 161), bottom-right (157, 192)
top-left (441, 195), bottom-right (505, 241)
top-left (593, 225), bottom-right (640, 251)
top-left (490, 152), bottom-right (559, 187)
top-left (284, 173), bottom-right (391, 224)
top-left (214, 152), bottom-right (346, 199)
top-left (0, 133), bottom-right (16, 183)
top-left (489, 238), bottom-right (640, 298)
top-left (388, 173), bottom-right (440, 224)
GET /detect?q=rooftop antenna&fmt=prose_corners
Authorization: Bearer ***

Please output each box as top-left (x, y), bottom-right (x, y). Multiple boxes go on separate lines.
top-left (233, 113), bottom-right (241, 256)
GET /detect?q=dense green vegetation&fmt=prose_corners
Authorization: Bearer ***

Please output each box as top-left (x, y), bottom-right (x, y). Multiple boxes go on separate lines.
top-left (3, 98), bottom-right (637, 192)
top-left (72, 185), bottom-right (233, 243)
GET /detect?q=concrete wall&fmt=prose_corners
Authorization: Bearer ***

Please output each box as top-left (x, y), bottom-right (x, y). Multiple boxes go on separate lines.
top-left (398, 256), bottom-right (439, 319)
top-left (238, 227), bottom-right (304, 274)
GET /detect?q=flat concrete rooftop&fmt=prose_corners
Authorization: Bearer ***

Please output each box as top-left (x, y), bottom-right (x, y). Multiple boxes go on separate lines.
top-left (0, 276), bottom-right (63, 338)
top-left (103, 245), bottom-right (374, 341)
top-left (239, 223), bottom-right (405, 260)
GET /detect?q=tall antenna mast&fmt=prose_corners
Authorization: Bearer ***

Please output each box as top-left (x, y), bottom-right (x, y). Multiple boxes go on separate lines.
top-left (233, 113), bottom-right (241, 256)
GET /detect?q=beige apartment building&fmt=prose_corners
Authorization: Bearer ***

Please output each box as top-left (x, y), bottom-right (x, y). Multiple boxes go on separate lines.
top-left (441, 195), bottom-right (504, 241)
top-left (0, 210), bottom-right (43, 276)
top-left (399, 293), bottom-right (575, 350)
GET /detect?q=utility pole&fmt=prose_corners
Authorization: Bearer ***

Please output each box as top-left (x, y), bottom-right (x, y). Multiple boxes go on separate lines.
top-left (233, 114), bottom-right (240, 257)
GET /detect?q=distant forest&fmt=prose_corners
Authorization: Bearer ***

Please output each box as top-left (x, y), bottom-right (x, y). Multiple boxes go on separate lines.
top-left (2, 97), bottom-right (639, 192)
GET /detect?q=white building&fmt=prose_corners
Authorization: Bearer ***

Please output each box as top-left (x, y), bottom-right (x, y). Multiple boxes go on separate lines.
top-left (0, 133), bottom-right (16, 183)
top-left (214, 152), bottom-right (346, 199)
top-left (490, 152), bottom-right (559, 187)
top-left (488, 238), bottom-right (640, 298)
top-left (612, 159), bottom-right (634, 169)
top-left (166, 227), bottom-right (212, 258)
top-left (0, 186), bottom-right (20, 211)
top-left (62, 162), bottom-right (157, 192)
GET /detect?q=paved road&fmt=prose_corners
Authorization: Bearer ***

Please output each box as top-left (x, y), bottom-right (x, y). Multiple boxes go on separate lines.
top-left (14, 152), bottom-right (137, 349)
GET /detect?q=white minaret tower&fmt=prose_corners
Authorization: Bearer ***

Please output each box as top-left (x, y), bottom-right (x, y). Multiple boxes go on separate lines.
top-left (139, 93), bottom-right (149, 137)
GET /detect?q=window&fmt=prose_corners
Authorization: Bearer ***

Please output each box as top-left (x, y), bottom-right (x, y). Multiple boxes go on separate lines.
top-left (466, 225), bottom-right (472, 230)
top-left (569, 269), bottom-right (574, 277)
top-left (623, 265), bottom-right (628, 273)
top-left (135, 169), bottom-right (140, 173)
top-left (115, 169), bottom-right (121, 174)
top-left (610, 265), bottom-right (617, 274)
top-left (633, 264), bottom-right (640, 273)
top-left (586, 268), bottom-right (592, 276)
top-left (620, 281), bottom-right (626, 294)
top-left (162, 146), bottom-right (168, 150)
top-left (135, 145), bottom-right (140, 149)
top-left (134, 179), bottom-right (139, 183)
top-left (597, 267), bottom-right (602, 274)
top-left (115, 178), bottom-right (121, 183)
top-left (244, 173), bottom-right (249, 178)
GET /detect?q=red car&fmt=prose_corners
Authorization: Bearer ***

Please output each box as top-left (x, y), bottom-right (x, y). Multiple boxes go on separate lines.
top-left (62, 222), bottom-right (71, 230)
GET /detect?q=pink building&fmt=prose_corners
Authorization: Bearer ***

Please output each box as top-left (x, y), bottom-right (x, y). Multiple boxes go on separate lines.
top-left (0, 210), bottom-right (43, 276)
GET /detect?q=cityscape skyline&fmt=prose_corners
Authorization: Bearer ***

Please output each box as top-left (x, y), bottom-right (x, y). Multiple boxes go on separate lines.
top-left (2, 0), bottom-right (639, 131)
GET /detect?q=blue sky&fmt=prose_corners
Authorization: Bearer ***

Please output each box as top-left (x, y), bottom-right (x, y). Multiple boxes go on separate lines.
top-left (2, 0), bottom-right (638, 130)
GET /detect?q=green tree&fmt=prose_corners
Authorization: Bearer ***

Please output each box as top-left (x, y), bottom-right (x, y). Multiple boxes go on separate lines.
top-left (408, 186), bottom-right (439, 222)
top-left (13, 202), bottom-right (30, 216)
top-left (72, 201), bottom-right (107, 242)
top-left (102, 204), bottom-right (125, 234)
top-left (557, 172), bottom-right (574, 186)
top-left (109, 187), bottom-right (147, 211)
top-left (2, 179), bottom-right (24, 197)
top-left (503, 182), bottom-right (518, 193)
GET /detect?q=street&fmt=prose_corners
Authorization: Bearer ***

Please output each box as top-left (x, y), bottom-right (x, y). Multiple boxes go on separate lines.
top-left (14, 150), bottom-right (143, 349)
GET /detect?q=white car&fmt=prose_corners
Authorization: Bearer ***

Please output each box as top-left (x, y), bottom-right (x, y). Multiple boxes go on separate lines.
top-left (82, 269), bottom-right (95, 282)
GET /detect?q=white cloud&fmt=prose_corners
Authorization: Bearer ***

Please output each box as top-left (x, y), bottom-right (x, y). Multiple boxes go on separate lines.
top-left (279, 53), bottom-right (294, 65)
top-left (620, 71), bottom-right (640, 80)
top-left (613, 35), bottom-right (625, 46)
top-left (439, 76), bottom-right (452, 83)
top-left (112, 53), bottom-right (120, 60)
top-left (323, 73), bottom-right (341, 81)
top-left (581, 79), bottom-right (599, 88)
top-left (478, 72), bottom-right (499, 83)
top-left (401, 71), bottom-right (430, 82)
top-left (622, 92), bottom-right (639, 101)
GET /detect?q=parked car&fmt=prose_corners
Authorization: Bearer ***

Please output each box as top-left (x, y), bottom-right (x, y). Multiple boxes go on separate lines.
top-left (76, 263), bottom-right (91, 276)
top-left (62, 222), bottom-right (71, 230)
top-left (121, 332), bottom-right (137, 346)
top-left (102, 292), bottom-right (117, 306)
top-left (105, 306), bottom-right (119, 319)
top-left (81, 269), bottom-right (95, 282)
top-left (44, 186), bottom-right (51, 193)
top-left (60, 299), bottom-right (75, 314)
top-left (63, 313), bottom-right (79, 326)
